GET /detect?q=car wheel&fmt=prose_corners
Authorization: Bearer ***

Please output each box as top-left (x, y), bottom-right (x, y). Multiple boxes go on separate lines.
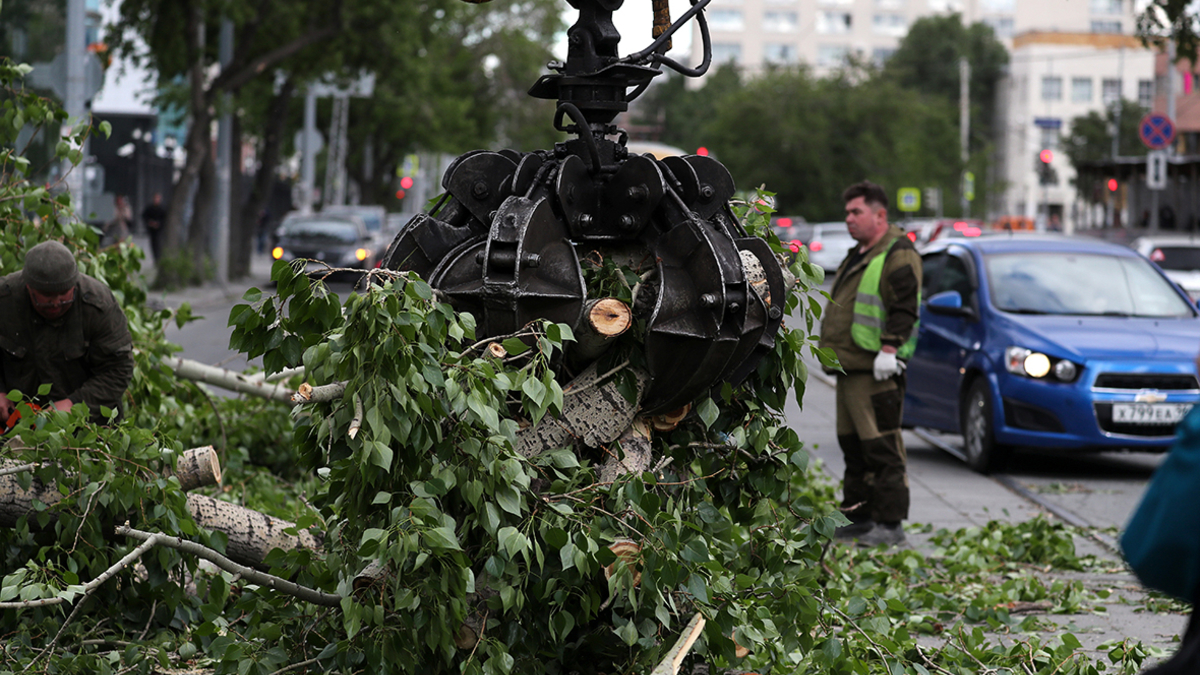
top-left (960, 379), bottom-right (1009, 474)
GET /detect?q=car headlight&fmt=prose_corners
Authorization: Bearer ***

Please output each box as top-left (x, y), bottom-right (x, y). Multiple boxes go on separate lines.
top-left (1005, 346), bottom-right (1079, 382)
top-left (341, 248), bottom-right (371, 265)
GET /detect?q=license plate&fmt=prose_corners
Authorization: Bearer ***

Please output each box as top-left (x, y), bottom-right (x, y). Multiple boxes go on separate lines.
top-left (1112, 402), bottom-right (1193, 424)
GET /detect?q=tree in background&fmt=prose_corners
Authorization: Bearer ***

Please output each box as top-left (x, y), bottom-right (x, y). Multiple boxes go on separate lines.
top-left (703, 66), bottom-right (961, 220)
top-left (1061, 98), bottom-right (1150, 164)
top-left (104, 0), bottom-right (562, 282)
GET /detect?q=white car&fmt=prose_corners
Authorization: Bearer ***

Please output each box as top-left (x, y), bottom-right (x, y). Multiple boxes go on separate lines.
top-left (1132, 236), bottom-right (1200, 300)
top-left (804, 223), bottom-right (857, 273)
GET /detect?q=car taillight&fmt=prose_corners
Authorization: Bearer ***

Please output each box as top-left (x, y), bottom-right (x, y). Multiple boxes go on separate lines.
top-left (963, 227), bottom-right (982, 237)
top-left (1151, 248), bottom-right (1166, 262)
top-left (810, 241), bottom-right (824, 252)
top-left (907, 232), bottom-right (917, 241)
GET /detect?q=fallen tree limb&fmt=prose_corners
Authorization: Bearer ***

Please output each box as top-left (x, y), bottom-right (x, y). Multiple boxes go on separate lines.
top-left (165, 356), bottom-right (294, 403)
top-left (514, 362), bottom-right (649, 458)
top-left (185, 493), bottom-right (321, 568)
top-left (291, 382), bottom-right (347, 405)
top-left (0, 448), bottom-right (223, 528)
top-left (573, 298), bottom-right (633, 363)
top-left (115, 524), bottom-right (342, 607)
top-left (0, 532), bottom-right (158, 610)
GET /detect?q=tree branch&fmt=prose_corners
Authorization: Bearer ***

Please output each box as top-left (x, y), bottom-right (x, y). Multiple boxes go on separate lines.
top-left (114, 524), bottom-right (343, 607)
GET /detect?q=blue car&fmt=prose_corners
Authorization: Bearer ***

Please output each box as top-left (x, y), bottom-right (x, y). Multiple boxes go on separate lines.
top-left (903, 234), bottom-right (1200, 473)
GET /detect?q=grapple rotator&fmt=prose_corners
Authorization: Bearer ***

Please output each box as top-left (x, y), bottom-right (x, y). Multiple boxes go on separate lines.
top-left (382, 0), bottom-right (789, 415)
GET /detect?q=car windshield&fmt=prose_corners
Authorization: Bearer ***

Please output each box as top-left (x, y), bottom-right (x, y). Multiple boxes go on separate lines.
top-left (282, 220), bottom-right (359, 243)
top-left (1152, 246), bottom-right (1200, 271)
top-left (984, 252), bottom-right (1194, 318)
top-left (327, 208), bottom-right (382, 232)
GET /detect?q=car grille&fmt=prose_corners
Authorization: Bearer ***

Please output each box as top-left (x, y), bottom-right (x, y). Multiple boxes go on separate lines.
top-left (1092, 373), bottom-right (1199, 390)
top-left (1093, 403), bottom-right (1178, 437)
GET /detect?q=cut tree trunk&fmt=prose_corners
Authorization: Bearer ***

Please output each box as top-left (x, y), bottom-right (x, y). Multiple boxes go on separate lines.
top-left (185, 493), bottom-right (320, 568)
top-left (514, 362), bottom-right (649, 458)
top-left (0, 447), bottom-right (223, 528)
top-left (573, 298), bottom-right (633, 363)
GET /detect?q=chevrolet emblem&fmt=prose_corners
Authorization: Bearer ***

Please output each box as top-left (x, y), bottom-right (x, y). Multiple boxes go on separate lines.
top-left (1134, 389), bottom-right (1168, 404)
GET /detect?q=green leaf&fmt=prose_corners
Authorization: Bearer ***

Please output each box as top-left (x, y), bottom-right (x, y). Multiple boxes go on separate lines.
top-left (696, 398), bottom-right (719, 429)
top-left (422, 526), bottom-right (462, 551)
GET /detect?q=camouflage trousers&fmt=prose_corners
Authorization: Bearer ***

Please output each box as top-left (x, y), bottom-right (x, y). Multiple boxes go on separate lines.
top-left (835, 372), bottom-right (910, 524)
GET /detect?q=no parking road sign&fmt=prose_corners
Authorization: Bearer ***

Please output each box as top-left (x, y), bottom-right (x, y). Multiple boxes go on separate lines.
top-left (1140, 113), bottom-right (1176, 150)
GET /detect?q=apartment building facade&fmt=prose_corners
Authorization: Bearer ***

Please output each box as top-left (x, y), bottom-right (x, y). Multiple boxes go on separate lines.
top-left (993, 32), bottom-right (1154, 229)
top-left (688, 0), bottom-right (1143, 78)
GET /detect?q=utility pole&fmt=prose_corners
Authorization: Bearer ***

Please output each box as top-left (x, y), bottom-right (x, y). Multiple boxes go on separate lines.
top-left (300, 92), bottom-right (318, 214)
top-left (64, 0), bottom-right (87, 218)
top-left (960, 57), bottom-right (970, 218)
top-left (212, 19), bottom-right (233, 284)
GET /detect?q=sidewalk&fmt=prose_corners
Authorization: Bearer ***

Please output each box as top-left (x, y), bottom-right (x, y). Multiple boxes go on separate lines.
top-left (135, 231), bottom-right (276, 313)
top-left (785, 365), bottom-right (1189, 662)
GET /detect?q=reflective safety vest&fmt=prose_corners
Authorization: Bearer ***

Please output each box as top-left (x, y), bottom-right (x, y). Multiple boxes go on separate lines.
top-left (850, 238), bottom-right (919, 359)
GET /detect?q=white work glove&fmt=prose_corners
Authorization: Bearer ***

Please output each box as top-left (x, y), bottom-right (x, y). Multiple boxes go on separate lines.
top-left (873, 350), bottom-right (905, 381)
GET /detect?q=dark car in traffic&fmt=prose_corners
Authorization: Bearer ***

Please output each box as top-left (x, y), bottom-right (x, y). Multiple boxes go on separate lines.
top-left (270, 214), bottom-right (379, 281)
top-left (904, 234), bottom-right (1200, 472)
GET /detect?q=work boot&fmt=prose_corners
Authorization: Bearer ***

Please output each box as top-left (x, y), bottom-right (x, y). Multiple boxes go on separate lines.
top-left (833, 519), bottom-right (875, 541)
top-left (856, 522), bottom-right (906, 548)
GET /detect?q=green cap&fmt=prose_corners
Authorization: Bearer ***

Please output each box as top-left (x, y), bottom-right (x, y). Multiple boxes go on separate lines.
top-left (24, 241), bottom-right (80, 294)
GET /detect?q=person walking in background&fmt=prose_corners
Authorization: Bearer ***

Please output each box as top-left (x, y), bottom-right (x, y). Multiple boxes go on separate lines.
top-left (141, 192), bottom-right (167, 262)
top-left (102, 195), bottom-right (132, 246)
top-left (818, 181), bottom-right (923, 548)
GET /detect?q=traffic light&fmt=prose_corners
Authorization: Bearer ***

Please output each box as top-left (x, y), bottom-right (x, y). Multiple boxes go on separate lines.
top-left (400, 176), bottom-right (414, 190)
top-left (696, 147), bottom-right (709, 157)
top-left (1107, 178), bottom-right (1118, 192)
top-left (395, 189), bottom-right (406, 200)
top-left (1036, 150), bottom-right (1057, 186)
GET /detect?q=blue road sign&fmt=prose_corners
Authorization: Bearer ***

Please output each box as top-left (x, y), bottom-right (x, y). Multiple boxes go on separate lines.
top-left (1140, 113), bottom-right (1176, 150)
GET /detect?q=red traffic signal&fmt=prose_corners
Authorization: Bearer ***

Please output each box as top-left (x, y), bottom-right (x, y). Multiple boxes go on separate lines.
top-left (696, 147), bottom-right (709, 157)
top-left (395, 189), bottom-right (407, 200)
top-left (1039, 149), bottom-right (1053, 164)
top-left (1107, 178), bottom-right (1118, 192)
top-left (400, 176), bottom-right (414, 190)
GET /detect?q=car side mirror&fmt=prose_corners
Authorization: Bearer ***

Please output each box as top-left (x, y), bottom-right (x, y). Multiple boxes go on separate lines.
top-left (926, 290), bottom-right (975, 319)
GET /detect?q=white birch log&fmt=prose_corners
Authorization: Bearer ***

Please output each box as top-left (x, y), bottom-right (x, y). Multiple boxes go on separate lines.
top-left (0, 449), bottom-right (223, 528)
top-left (599, 419), bottom-right (654, 482)
top-left (175, 446), bottom-right (222, 490)
top-left (513, 362), bottom-right (649, 458)
top-left (165, 356), bottom-right (294, 403)
top-left (185, 493), bottom-right (320, 568)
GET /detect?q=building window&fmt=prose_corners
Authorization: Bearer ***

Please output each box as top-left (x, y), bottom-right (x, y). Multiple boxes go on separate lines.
top-left (712, 42), bottom-right (743, 64)
top-left (983, 16), bottom-right (1014, 37)
top-left (872, 47), bottom-right (897, 65)
top-left (872, 13), bottom-right (907, 36)
top-left (817, 44), bottom-right (852, 67)
top-left (1102, 78), bottom-right (1122, 104)
top-left (763, 11), bottom-right (799, 31)
top-left (875, 0), bottom-right (904, 8)
top-left (764, 43), bottom-right (799, 64)
top-left (1040, 126), bottom-right (1059, 150)
top-left (1041, 76), bottom-right (1063, 101)
top-left (981, 0), bottom-right (1014, 11)
top-left (820, 0), bottom-right (854, 6)
top-left (1071, 77), bottom-right (1092, 102)
top-left (709, 9), bottom-right (745, 31)
top-left (928, 0), bottom-right (963, 11)
top-left (1089, 0), bottom-right (1121, 13)
top-left (1139, 79), bottom-right (1154, 108)
top-left (817, 11), bottom-right (853, 34)
top-left (1090, 20), bottom-right (1122, 33)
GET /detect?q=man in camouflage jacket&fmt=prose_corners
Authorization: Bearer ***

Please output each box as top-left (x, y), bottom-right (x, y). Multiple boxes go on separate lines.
top-left (0, 241), bottom-right (133, 425)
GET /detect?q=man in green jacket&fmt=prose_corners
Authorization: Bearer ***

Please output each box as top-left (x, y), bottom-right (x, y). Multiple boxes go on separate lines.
top-left (0, 241), bottom-right (134, 426)
top-left (818, 181), bottom-right (922, 547)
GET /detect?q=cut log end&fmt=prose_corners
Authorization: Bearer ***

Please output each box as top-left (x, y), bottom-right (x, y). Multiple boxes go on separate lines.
top-left (588, 298), bottom-right (633, 337)
top-left (176, 446), bottom-right (222, 491)
top-left (650, 405), bottom-right (690, 432)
